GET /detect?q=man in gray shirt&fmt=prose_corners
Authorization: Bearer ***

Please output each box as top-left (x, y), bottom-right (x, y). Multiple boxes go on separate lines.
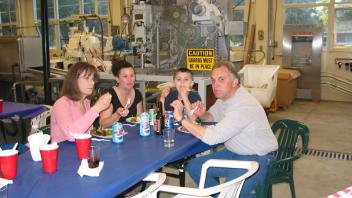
top-left (171, 61), bottom-right (278, 198)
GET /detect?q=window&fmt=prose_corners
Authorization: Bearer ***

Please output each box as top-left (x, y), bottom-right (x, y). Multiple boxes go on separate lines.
top-left (230, 0), bottom-right (246, 47)
top-left (58, 0), bottom-right (80, 19)
top-left (285, 6), bottom-right (328, 46)
top-left (83, 0), bottom-right (95, 14)
top-left (34, 0), bottom-right (109, 49)
top-left (334, 3), bottom-right (352, 46)
top-left (284, 0), bottom-right (352, 48)
top-left (0, 0), bottom-right (17, 35)
top-left (97, 0), bottom-right (108, 15)
top-left (285, 0), bottom-right (330, 4)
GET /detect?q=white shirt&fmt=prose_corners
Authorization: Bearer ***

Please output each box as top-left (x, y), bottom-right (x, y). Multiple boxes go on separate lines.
top-left (202, 87), bottom-right (278, 156)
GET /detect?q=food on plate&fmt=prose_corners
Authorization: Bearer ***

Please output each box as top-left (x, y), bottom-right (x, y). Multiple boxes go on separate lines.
top-left (128, 116), bottom-right (140, 123)
top-left (92, 128), bottom-right (113, 137)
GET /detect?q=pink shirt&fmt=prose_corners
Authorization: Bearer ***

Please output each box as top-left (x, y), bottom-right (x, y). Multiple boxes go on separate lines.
top-left (51, 96), bottom-right (99, 143)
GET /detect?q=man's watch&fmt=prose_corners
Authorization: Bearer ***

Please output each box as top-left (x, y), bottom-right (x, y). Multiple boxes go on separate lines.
top-left (179, 117), bottom-right (186, 123)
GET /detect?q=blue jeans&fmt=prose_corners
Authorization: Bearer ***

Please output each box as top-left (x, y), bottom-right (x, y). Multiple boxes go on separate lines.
top-left (187, 149), bottom-right (276, 198)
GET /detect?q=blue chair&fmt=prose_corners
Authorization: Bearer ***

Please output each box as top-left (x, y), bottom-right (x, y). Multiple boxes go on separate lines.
top-left (1, 144), bottom-right (29, 155)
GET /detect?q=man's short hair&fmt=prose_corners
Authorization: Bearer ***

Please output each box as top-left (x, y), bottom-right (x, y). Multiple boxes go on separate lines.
top-left (212, 61), bottom-right (240, 82)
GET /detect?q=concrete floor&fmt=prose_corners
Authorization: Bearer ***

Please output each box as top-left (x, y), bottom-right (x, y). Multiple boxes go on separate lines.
top-left (159, 100), bottom-right (352, 198)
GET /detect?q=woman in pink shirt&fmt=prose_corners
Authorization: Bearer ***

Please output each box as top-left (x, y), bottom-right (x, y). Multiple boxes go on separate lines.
top-left (51, 62), bottom-right (111, 143)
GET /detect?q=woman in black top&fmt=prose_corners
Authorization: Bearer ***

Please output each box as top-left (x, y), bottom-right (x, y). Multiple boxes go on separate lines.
top-left (99, 59), bottom-right (143, 127)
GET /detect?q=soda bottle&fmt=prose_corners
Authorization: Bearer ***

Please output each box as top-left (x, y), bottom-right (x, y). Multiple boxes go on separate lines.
top-left (155, 101), bottom-right (164, 135)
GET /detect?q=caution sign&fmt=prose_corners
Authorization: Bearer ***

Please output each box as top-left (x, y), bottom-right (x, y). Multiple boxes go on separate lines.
top-left (187, 48), bottom-right (215, 71)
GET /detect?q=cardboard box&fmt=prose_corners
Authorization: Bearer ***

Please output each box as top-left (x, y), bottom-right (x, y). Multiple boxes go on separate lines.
top-left (276, 69), bottom-right (301, 108)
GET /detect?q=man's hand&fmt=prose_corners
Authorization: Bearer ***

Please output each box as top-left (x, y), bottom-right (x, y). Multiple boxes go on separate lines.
top-left (191, 101), bottom-right (206, 117)
top-left (171, 100), bottom-right (184, 122)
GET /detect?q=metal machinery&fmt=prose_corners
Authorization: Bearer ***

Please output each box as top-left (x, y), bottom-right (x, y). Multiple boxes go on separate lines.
top-left (283, 25), bottom-right (323, 101)
top-left (0, 36), bottom-right (43, 79)
top-left (0, 0), bottom-right (245, 104)
top-left (62, 16), bottom-right (113, 70)
top-left (126, 0), bottom-right (244, 70)
top-left (117, 0), bottom-right (245, 107)
top-left (0, 36), bottom-right (46, 102)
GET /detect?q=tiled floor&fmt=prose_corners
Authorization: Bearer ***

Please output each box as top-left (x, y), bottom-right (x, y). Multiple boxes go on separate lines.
top-left (159, 100), bottom-right (352, 198)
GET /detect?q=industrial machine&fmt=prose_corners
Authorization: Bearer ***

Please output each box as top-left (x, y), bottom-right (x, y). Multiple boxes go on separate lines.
top-left (124, 0), bottom-right (244, 70)
top-left (0, 36), bottom-right (43, 79)
top-left (283, 25), bottom-right (323, 101)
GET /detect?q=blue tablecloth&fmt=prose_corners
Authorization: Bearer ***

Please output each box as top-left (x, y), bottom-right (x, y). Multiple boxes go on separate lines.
top-left (0, 102), bottom-right (47, 119)
top-left (9, 125), bottom-right (212, 198)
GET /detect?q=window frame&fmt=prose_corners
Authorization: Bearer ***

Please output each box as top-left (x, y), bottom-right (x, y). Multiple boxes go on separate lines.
top-left (0, 0), bottom-right (17, 36)
top-left (284, 0), bottom-right (352, 51)
top-left (230, 0), bottom-right (248, 49)
top-left (33, 0), bottom-right (109, 50)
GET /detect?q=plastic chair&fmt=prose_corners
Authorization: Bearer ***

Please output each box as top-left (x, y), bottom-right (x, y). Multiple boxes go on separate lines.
top-left (30, 105), bottom-right (52, 135)
top-left (256, 119), bottom-right (310, 198)
top-left (132, 172), bottom-right (166, 198)
top-left (158, 160), bottom-right (259, 198)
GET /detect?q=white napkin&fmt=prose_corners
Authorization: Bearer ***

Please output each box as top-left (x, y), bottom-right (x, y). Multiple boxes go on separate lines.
top-left (0, 178), bottom-right (13, 188)
top-left (27, 132), bottom-right (51, 161)
top-left (77, 159), bottom-right (104, 177)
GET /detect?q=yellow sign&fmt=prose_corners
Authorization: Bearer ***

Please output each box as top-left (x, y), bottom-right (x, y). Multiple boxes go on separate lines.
top-left (187, 48), bottom-right (215, 71)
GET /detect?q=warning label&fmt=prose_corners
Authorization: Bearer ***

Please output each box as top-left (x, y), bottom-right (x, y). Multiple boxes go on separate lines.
top-left (187, 49), bottom-right (215, 71)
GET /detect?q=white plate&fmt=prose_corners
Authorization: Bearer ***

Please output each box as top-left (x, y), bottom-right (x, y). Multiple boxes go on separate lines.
top-left (126, 117), bottom-right (141, 124)
top-left (177, 126), bottom-right (190, 134)
top-left (92, 134), bottom-right (112, 139)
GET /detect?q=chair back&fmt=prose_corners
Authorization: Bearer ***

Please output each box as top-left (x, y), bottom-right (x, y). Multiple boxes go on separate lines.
top-left (199, 160), bottom-right (259, 198)
top-left (272, 119), bottom-right (309, 164)
top-left (133, 172), bottom-right (166, 198)
top-left (30, 105), bottom-right (52, 135)
top-left (256, 119), bottom-right (309, 198)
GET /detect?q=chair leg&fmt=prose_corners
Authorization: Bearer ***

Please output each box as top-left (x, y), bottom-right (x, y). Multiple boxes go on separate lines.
top-left (268, 185), bottom-right (272, 198)
top-left (289, 180), bottom-right (296, 198)
top-left (178, 159), bottom-right (186, 187)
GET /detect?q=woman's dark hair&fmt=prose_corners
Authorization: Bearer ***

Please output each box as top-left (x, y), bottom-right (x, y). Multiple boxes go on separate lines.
top-left (173, 67), bottom-right (193, 79)
top-left (111, 58), bottom-right (135, 77)
top-left (60, 62), bottom-right (98, 101)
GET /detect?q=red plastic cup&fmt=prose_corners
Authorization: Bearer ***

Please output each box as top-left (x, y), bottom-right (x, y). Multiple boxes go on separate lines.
top-left (0, 150), bottom-right (19, 179)
top-left (74, 134), bottom-right (92, 159)
top-left (40, 144), bottom-right (59, 173)
top-left (0, 99), bottom-right (3, 113)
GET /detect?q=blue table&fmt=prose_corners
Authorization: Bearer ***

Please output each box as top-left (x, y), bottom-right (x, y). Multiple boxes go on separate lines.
top-left (0, 102), bottom-right (47, 119)
top-left (9, 125), bottom-right (212, 198)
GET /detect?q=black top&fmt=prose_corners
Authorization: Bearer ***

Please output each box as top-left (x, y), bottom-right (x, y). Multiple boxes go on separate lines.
top-left (164, 90), bottom-right (201, 111)
top-left (104, 87), bottom-right (143, 122)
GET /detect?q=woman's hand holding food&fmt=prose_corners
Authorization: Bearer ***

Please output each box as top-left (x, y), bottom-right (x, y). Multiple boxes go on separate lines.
top-left (117, 107), bottom-right (129, 117)
top-left (93, 93), bottom-right (112, 112)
